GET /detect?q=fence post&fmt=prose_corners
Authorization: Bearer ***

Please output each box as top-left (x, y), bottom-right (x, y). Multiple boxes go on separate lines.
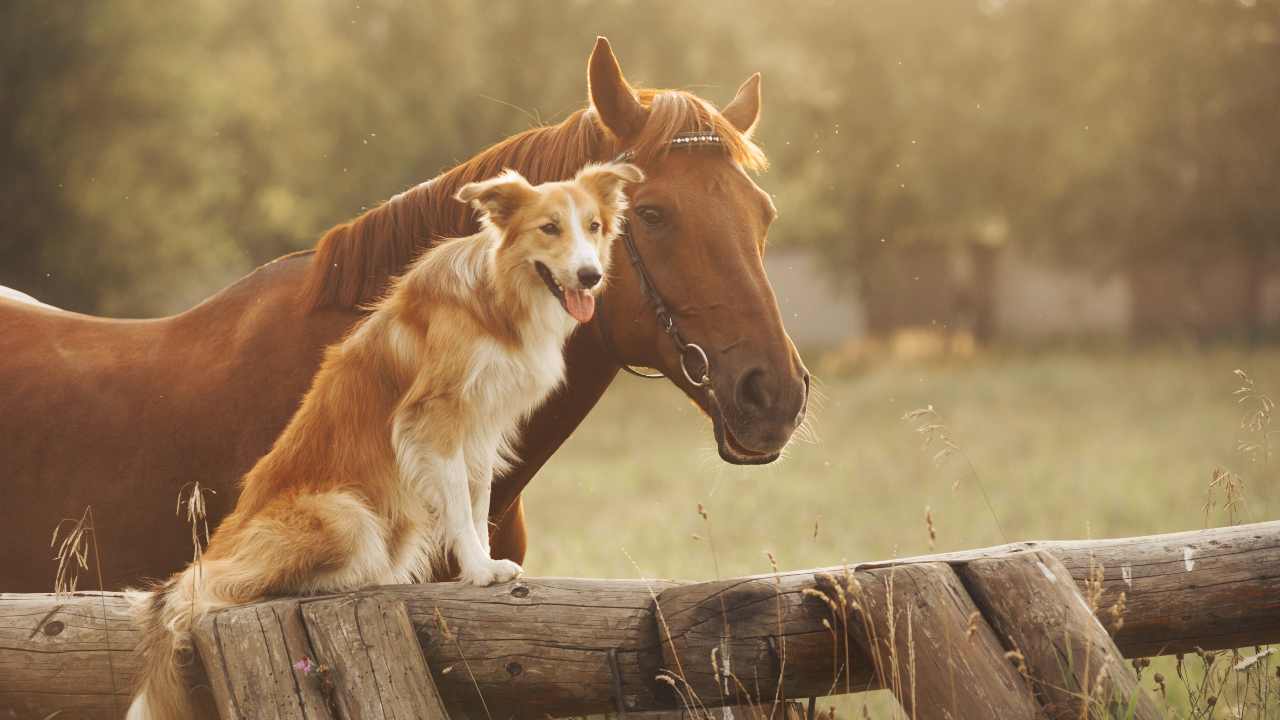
top-left (191, 597), bottom-right (335, 720)
top-left (302, 593), bottom-right (451, 720)
top-left (828, 563), bottom-right (1047, 720)
top-left (959, 551), bottom-right (1162, 720)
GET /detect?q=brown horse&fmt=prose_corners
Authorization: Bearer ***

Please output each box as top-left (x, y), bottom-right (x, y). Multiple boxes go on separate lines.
top-left (0, 38), bottom-right (809, 592)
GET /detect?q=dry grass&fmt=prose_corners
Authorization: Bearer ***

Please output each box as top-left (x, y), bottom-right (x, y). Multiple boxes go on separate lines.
top-left (50, 506), bottom-right (96, 597)
top-left (531, 348), bottom-right (1278, 580)
top-left (49, 505), bottom-right (119, 716)
top-left (29, 347), bottom-right (1276, 718)
top-left (527, 346), bottom-right (1279, 718)
top-left (175, 481), bottom-right (213, 584)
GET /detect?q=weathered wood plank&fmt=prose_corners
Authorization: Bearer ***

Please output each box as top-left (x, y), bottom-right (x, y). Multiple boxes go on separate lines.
top-left (960, 552), bottom-right (1162, 720)
top-left (844, 563), bottom-right (1044, 719)
top-left (389, 577), bottom-right (678, 718)
top-left (4, 521), bottom-right (1279, 719)
top-left (301, 594), bottom-right (448, 719)
top-left (0, 592), bottom-right (137, 719)
top-left (191, 597), bottom-right (334, 720)
top-left (859, 520), bottom-right (1280, 657)
top-left (632, 700), bottom-right (807, 720)
top-left (657, 564), bottom-right (1044, 719)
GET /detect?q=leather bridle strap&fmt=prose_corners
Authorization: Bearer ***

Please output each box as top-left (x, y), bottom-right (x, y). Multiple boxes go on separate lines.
top-left (617, 225), bottom-right (711, 386)
top-left (595, 131), bottom-right (725, 387)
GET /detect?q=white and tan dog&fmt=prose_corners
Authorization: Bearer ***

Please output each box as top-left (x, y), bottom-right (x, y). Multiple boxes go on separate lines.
top-left (126, 161), bottom-right (643, 719)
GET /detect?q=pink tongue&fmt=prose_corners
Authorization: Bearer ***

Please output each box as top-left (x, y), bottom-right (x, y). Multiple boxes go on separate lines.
top-left (563, 289), bottom-right (596, 323)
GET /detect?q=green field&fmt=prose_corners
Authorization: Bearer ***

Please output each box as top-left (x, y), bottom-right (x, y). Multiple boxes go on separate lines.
top-left (526, 347), bottom-right (1276, 579)
top-left (523, 347), bottom-right (1278, 717)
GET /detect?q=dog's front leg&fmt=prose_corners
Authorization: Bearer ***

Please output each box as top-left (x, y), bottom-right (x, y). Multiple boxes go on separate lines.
top-left (401, 443), bottom-right (519, 585)
top-left (396, 398), bottom-right (520, 586)
top-left (443, 451), bottom-right (521, 585)
top-left (466, 455), bottom-right (497, 557)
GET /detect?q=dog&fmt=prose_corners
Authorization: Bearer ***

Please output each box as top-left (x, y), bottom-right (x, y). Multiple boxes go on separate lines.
top-left (125, 161), bottom-right (644, 719)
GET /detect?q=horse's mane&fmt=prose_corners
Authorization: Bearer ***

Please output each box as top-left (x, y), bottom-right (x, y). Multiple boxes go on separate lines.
top-left (301, 89), bottom-right (767, 310)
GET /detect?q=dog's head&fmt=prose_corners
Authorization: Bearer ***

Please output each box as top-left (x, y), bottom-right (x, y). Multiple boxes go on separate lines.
top-left (457, 162), bottom-right (644, 323)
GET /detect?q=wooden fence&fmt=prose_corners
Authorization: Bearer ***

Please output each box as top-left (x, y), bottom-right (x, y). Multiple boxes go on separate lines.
top-left (3, 520), bottom-right (1278, 719)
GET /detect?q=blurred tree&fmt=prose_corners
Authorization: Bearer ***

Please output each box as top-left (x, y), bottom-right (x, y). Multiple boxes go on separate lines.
top-left (0, 1), bottom-right (96, 309)
top-left (1104, 0), bottom-right (1280, 341)
top-left (0, 0), bottom-right (1277, 341)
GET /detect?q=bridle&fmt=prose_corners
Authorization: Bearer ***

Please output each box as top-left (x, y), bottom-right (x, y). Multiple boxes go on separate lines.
top-left (597, 130), bottom-right (726, 388)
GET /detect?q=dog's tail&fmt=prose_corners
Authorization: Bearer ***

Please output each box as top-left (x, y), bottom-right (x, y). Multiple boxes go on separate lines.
top-left (125, 567), bottom-right (206, 720)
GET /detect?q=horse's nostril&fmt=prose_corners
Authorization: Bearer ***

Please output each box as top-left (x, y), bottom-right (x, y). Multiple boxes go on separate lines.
top-left (577, 267), bottom-right (602, 289)
top-left (796, 372), bottom-right (811, 426)
top-left (736, 367), bottom-right (772, 413)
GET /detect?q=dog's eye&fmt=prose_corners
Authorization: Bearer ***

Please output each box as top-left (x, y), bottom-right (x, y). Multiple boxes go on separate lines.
top-left (635, 206), bottom-right (664, 226)
top-left (539, 223), bottom-right (560, 235)
top-left (588, 221), bottom-right (601, 234)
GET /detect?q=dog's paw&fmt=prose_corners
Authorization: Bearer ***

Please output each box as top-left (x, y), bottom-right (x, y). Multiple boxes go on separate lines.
top-left (460, 558), bottom-right (523, 587)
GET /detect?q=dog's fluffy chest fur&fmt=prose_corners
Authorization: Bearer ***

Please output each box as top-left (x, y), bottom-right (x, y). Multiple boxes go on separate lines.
top-left (383, 319), bottom-right (571, 582)
top-left (456, 313), bottom-right (571, 471)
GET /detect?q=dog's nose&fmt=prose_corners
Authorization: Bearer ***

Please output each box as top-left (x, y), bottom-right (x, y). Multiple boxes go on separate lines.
top-left (577, 267), bottom-right (602, 289)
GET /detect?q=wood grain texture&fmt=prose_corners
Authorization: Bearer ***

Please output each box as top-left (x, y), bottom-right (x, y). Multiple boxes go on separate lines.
top-left (657, 564), bottom-right (1043, 719)
top-left (191, 597), bottom-right (333, 720)
top-left (960, 552), bottom-right (1162, 720)
top-left (386, 577), bottom-right (678, 718)
top-left (0, 592), bottom-right (136, 720)
top-left (4, 520), bottom-right (1278, 719)
top-left (631, 700), bottom-right (807, 720)
top-left (301, 595), bottom-right (448, 720)
top-left (859, 520), bottom-right (1280, 657)
top-left (841, 563), bottom-right (1045, 720)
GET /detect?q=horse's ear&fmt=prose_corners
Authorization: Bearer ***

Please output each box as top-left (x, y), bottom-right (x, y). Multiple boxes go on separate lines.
top-left (721, 73), bottom-right (762, 137)
top-left (456, 170), bottom-right (537, 229)
top-left (575, 162), bottom-right (645, 212)
top-left (588, 37), bottom-right (647, 141)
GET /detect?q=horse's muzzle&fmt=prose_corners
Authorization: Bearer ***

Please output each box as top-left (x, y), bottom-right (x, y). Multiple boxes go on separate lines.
top-left (714, 365), bottom-right (810, 464)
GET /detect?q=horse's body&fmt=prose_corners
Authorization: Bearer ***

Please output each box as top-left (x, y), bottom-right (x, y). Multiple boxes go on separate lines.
top-left (1, 257), bottom-right (358, 589)
top-left (0, 38), bottom-right (808, 592)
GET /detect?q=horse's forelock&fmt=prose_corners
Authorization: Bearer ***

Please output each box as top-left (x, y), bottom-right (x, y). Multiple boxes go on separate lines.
top-left (627, 89), bottom-right (768, 172)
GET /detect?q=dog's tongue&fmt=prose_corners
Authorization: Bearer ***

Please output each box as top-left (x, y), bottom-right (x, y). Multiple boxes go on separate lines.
top-left (564, 289), bottom-right (596, 323)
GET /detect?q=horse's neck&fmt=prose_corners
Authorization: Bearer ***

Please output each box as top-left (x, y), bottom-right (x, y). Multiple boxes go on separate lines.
top-left (411, 131), bottom-right (616, 242)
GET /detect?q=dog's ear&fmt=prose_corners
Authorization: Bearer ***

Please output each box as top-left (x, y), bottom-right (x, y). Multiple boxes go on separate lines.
top-left (575, 162), bottom-right (645, 214)
top-left (456, 170), bottom-right (537, 229)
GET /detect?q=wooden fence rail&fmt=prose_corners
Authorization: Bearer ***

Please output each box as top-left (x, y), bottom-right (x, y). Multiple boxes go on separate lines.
top-left (3, 520), bottom-right (1278, 719)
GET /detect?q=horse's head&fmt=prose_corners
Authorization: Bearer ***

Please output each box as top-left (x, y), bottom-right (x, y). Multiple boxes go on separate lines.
top-left (587, 39), bottom-right (810, 465)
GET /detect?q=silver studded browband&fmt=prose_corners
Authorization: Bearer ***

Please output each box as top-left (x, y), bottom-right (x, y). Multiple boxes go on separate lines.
top-left (614, 131), bottom-right (723, 163)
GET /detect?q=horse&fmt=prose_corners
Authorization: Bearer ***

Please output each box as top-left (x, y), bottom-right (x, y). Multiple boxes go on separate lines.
top-left (0, 37), bottom-right (810, 592)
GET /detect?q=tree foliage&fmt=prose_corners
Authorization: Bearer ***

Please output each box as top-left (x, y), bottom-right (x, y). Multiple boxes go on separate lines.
top-left (1, 0), bottom-right (1277, 319)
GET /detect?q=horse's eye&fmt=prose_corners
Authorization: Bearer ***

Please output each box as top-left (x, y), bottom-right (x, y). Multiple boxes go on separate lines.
top-left (540, 223), bottom-right (560, 235)
top-left (588, 221), bottom-right (601, 234)
top-left (635, 206), bottom-right (664, 226)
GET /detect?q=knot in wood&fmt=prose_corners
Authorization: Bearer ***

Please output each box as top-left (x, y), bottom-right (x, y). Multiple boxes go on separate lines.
top-left (42, 620), bottom-right (64, 636)
top-left (510, 584), bottom-right (530, 598)
top-left (505, 661), bottom-right (523, 677)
